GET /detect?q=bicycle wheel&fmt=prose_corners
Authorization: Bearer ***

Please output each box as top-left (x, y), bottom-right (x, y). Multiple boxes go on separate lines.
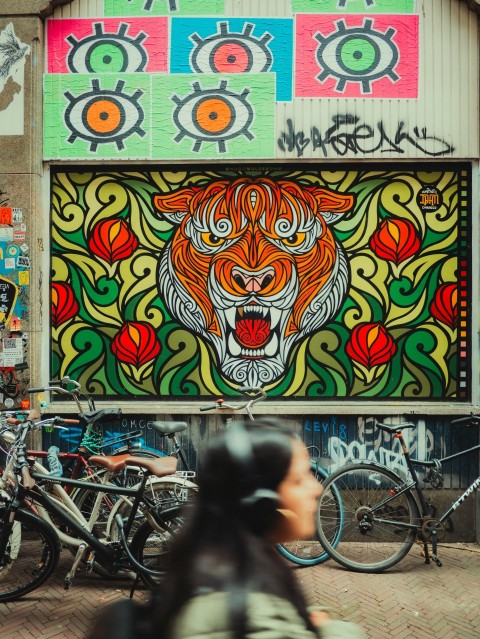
top-left (276, 464), bottom-right (342, 566)
top-left (0, 508), bottom-right (60, 602)
top-left (131, 506), bottom-right (185, 587)
top-left (317, 463), bottom-right (420, 572)
top-left (70, 447), bottom-right (167, 538)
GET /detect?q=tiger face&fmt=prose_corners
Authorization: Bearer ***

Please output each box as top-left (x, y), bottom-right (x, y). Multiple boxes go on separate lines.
top-left (153, 178), bottom-right (354, 387)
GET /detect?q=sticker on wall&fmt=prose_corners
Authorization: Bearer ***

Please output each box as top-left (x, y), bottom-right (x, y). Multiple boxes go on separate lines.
top-left (12, 208), bottom-right (22, 223)
top-left (104, 0), bottom-right (225, 17)
top-left (0, 207), bottom-right (12, 225)
top-left (417, 186), bottom-right (443, 213)
top-left (46, 18), bottom-right (168, 74)
top-left (0, 228), bottom-right (13, 242)
top-left (170, 18), bottom-right (293, 101)
top-left (295, 14), bottom-right (419, 98)
top-left (0, 24), bottom-right (31, 136)
top-left (291, 0), bottom-right (416, 12)
top-left (44, 73), bottom-right (275, 159)
top-left (0, 278), bottom-right (18, 323)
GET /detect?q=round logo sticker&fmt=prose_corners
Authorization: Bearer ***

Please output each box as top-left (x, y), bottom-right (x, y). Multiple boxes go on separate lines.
top-left (417, 186), bottom-right (443, 213)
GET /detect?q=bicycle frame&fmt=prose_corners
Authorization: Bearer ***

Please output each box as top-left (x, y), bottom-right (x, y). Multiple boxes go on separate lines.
top-left (364, 427), bottom-right (480, 536)
top-left (410, 440), bottom-right (480, 522)
top-left (20, 469), bottom-right (169, 569)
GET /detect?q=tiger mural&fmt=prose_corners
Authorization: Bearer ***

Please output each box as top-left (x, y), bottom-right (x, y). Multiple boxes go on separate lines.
top-left (153, 178), bottom-right (355, 387)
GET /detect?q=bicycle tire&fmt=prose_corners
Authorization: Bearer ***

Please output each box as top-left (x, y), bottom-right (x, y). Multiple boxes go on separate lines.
top-left (0, 508), bottom-right (60, 602)
top-left (276, 464), bottom-right (341, 566)
top-left (316, 462), bottom-right (420, 572)
top-left (131, 506), bottom-right (186, 587)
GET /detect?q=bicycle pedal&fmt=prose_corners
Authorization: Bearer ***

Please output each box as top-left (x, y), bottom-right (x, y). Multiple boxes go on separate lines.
top-left (85, 551), bottom-right (95, 573)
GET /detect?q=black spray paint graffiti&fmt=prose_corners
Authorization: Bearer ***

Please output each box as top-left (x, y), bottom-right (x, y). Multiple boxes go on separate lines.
top-left (278, 114), bottom-right (454, 158)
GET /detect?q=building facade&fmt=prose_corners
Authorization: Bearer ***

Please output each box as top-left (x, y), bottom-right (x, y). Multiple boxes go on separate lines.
top-left (0, 0), bottom-right (479, 538)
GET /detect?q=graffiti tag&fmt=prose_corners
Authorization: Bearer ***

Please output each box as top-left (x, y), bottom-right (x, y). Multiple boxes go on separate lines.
top-left (327, 421), bottom-right (434, 474)
top-left (278, 115), bottom-right (454, 158)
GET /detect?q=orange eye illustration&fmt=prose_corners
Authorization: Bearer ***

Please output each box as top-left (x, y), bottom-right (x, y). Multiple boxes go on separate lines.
top-left (190, 21), bottom-right (273, 74)
top-left (64, 78), bottom-right (145, 151)
top-left (66, 22), bottom-right (148, 73)
top-left (172, 80), bottom-right (254, 153)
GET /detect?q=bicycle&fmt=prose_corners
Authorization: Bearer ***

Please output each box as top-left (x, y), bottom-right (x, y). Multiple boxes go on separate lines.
top-left (0, 414), bottom-right (184, 601)
top-left (200, 387), bottom-right (343, 567)
top-left (316, 415), bottom-right (480, 572)
top-left (27, 377), bottom-right (158, 465)
top-left (0, 408), bottom-right (196, 555)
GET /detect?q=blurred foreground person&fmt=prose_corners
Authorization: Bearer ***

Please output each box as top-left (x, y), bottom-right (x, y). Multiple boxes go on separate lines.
top-left (89, 422), bottom-right (365, 639)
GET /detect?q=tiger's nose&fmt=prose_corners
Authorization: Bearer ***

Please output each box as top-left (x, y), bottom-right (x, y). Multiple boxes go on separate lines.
top-left (231, 267), bottom-right (275, 292)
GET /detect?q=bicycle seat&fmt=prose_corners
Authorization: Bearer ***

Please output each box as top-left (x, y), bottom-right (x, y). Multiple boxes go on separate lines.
top-left (376, 421), bottom-right (416, 434)
top-left (126, 455), bottom-right (178, 477)
top-left (88, 454), bottom-right (132, 472)
top-left (151, 421), bottom-right (188, 435)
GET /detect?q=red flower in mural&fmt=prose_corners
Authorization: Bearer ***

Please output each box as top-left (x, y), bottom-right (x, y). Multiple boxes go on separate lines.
top-left (51, 282), bottom-right (79, 328)
top-left (88, 219), bottom-right (138, 265)
top-left (111, 322), bottom-right (161, 367)
top-left (346, 322), bottom-right (397, 369)
top-left (430, 283), bottom-right (457, 329)
top-left (369, 219), bottom-right (421, 265)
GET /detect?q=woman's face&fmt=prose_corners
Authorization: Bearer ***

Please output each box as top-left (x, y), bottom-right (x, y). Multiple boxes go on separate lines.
top-left (272, 439), bottom-right (323, 542)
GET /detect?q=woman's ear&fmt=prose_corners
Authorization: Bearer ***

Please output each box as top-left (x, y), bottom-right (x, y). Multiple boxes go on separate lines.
top-left (268, 508), bottom-right (299, 543)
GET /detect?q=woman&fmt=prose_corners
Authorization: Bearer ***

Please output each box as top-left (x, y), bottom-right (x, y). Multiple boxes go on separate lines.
top-left (89, 421), bottom-right (364, 639)
top-left (152, 421), bottom-right (365, 639)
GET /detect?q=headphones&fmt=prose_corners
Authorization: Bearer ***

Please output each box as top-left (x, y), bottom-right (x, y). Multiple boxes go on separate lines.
top-left (224, 421), bottom-right (280, 511)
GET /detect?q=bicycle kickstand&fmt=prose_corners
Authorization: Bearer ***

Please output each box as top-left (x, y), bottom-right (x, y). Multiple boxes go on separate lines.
top-left (429, 530), bottom-right (443, 568)
top-left (64, 543), bottom-right (87, 589)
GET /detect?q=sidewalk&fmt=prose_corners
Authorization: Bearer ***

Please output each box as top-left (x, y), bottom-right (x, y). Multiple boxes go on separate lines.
top-left (1, 543), bottom-right (479, 639)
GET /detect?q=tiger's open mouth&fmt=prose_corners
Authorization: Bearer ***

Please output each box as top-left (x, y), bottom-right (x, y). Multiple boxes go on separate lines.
top-left (226, 304), bottom-right (280, 358)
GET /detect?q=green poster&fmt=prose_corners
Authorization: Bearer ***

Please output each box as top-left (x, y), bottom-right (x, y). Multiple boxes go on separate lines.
top-left (151, 74), bottom-right (275, 159)
top-left (44, 74), bottom-right (152, 160)
top-left (292, 0), bottom-right (416, 13)
top-left (104, 0), bottom-right (225, 16)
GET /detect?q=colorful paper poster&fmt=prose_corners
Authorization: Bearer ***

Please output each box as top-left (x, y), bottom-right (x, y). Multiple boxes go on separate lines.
top-left (46, 18), bottom-right (168, 74)
top-left (170, 18), bottom-right (293, 101)
top-left (104, 0), bottom-right (225, 17)
top-left (44, 73), bottom-right (275, 159)
top-left (292, 0), bottom-right (416, 13)
top-left (0, 24), bottom-right (30, 136)
top-left (295, 13), bottom-right (419, 98)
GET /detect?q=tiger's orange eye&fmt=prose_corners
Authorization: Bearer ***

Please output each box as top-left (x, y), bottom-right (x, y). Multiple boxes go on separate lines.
top-left (201, 232), bottom-right (225, 246)
top-left (282, 233), bottom-right (306, 247)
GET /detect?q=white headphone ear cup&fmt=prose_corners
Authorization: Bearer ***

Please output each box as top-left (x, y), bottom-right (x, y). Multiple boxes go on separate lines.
top-left (239, 488), bottom-right (280, 509)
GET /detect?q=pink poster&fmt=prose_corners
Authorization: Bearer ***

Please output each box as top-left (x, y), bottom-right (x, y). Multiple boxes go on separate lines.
top-left (46, 18), bottom-right (168, 74)
top-left (295, 14), bottom-right (419, 98)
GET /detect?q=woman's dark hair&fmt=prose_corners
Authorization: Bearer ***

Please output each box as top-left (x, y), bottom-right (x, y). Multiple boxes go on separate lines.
top-left (152, 421), bottom-right (316, 638)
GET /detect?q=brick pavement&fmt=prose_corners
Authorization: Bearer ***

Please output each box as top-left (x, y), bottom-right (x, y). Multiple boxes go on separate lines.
top-left (0, 543), bottom-right (479, 639)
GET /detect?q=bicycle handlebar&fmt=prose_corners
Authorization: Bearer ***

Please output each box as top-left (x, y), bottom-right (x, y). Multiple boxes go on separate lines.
top-left (200, 387), bottom-right (267, 415)
top-left (27, 376), bottom-right (95, 411)
top-left (450, 414), bottom-right (480, 425)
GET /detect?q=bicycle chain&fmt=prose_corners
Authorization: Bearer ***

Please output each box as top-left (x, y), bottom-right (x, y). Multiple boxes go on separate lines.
top-left (420, 518), bottom-right (446, 541)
